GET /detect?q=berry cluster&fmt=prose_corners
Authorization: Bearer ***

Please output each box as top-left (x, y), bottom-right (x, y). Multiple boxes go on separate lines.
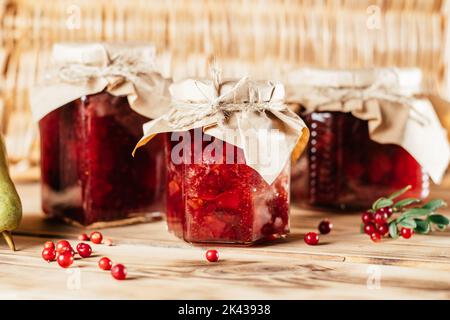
top-left (360, 185), bottom-right (448, 242)
top-left (41, 231), bottom-right (127, 280)
top-left (304, 219), bottom-right (333, 246)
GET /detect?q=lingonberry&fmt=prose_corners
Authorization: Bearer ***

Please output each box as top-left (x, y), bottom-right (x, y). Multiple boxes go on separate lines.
top-left (57, 252), bottom-right (74, 268)
top-left (377, 223), bottom-right (389, 236)
top-left (76, 243), bottom-right (92, 258)
top-left (374, 210), bottom-right (388, 224)
top-left (111, 264), bottom-right (127, 280)
top-left (364, 222), bottom-right (376, 235)
top-left (318, 220), bottom-right (333, 234)
top-left (98, 257), bottom-right (113, 270)
top-left (361, 211), bottom-right (374, 224)
top-left (370, 232), bottom-right (382, 243)
top-left (379, 207), bottom-right (393, 217)
top-left (44, 241), bottom-right (55, 250)
top-left (42, 248), bottom-right (56, 262)
top-left (90, 231), bottom-right (103, 244)
top-left (304, 232), bottom-right (319, 245)
top-left (78, 233), bottom-right (89, 241)
top-left (205, 250), bottom-right (219, 262)
top-left (401, 228), bottom-right (413, 239)
top-left (55, 240), bottom-right (72, 253)
top-left (104, 238), bottom-right (113, 246)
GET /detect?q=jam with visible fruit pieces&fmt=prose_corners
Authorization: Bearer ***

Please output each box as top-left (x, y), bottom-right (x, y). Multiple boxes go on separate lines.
top-left (165, 129), bottom-right (290, 244)
top-left (291, 112), bottom-right (429, 209)
top-left (39, 92), bottom-right (165, 225)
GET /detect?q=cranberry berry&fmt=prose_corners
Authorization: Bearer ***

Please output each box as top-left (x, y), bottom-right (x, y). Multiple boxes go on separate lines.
top-left (361, 211), bottom-right (373, 224)
top-left (318, 220), bottom-right (333, 234)
top-left (76, 243), bottom-right (92, 258)
top-left (111, 264), bottom-right (127, 280)
top-left (55, 240), bottom-right (72, 253)
top-left (370, 232), bottom-right (382, 243)
top-left (304, 232), bottom-right (319, 245)
top-left (374, 210), bottom-right (388, 224)
top-left (78, 233), bottom-right (89, 241)
top-left (205, 250), bottom-right (219, 262)
top-left (98, 257), bottom-right (113, 270)
top-left (57, 252), bottom-right (74, 268)
top-left (379, 207), bottom-right (393, 218)
top-left (377, 223), bottom-right (389, 236)
top-left (44, 241), bottom-right (55, 250)
top-left (364, 222), bottom-right (376, 235)
top-left (90, 232), bottom-right (103, 244)
top-left (401, 228), bottom-right (413, 239)
top-left (42, 248), bottom-right (56, 262)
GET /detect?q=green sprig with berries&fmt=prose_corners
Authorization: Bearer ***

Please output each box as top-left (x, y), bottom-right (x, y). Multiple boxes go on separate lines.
top-left (360, 185), bottom-right (449, 240)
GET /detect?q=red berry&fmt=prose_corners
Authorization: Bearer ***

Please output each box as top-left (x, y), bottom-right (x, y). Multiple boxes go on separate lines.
top-left (104, 238), bottom-right (113, 246)
top-left (304, 232), bottom-right (319, 245)
top-left (318, 220), bottom-right (333, 234)
top-left (364, 222), bottom-right (376, 235)
top-left (78, 233), bottom-right (89, 241)
top-left (76, 243), bottom-right (92, 258)
top-left (379, 207), bottom-right (393, 217)
top-left (111, 264), bottom-right (127, 280)
top-left (56, 240), bottom-right (72, 253)
top-left (401, 228), bottom-right (413, 239)
top-left (374, 211), bottom-right (388, 224)
top-left (44, 241), bottom-right (55, 250)
top-left (370, 232), bottom-right (382, 243)
top-left (98, 257), bottom-right (113, 270)
top-left (57, 252), bottom-right (74, 268)
top-left (377, 223), bottom-right (389, 236)
top-left (58, 246), bottom-right (75, 256)
top-left (90, 232), bottom-right (103, 244)
top-left (205, 250), bottom-right (219, 262)
top-left (42, 248), bottom-right (56, 262)
top-left (361, 211), bottom-right (373, 224)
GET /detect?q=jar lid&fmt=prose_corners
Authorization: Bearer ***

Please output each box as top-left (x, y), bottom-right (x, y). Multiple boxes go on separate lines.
top-left (170, 78), bottom-right (285, 104)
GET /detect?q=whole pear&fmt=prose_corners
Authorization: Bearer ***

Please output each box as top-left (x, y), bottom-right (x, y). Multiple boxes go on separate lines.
top-left (0, 134), bottom-right (22, 251)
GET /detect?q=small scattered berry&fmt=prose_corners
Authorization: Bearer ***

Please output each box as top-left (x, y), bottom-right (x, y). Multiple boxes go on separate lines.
top-left (90, 232), bottom-right (103, 244)
top-left (57, 252), bottom-right (74, 268)
top-left (364, 222), bottom-right (376, 235)
top-left (374, 210), bottom-right (388, 224)
top-left (361, 211), bottom-right (373, 224)
top-left (104, 238), bottom-right (113, 246)
top-left (318, 220), bottom-right (333, 234)
top-left (370, 232), bottom-right (382, 243)
top-left (76, 243), bottom-right (92, 258)
top-left (78, 233), bottom-right (89, 241)
top-left (58, 246), bottom-right (75, 256)
top-left (377, 223), bottom-right (389, 236)
top-left (111, 264), bottom-right (127, 280)
top-left (304, 232), bottom-right (319, 245)
top-left (401, 228), bottom-right (413, 239)
top-left (42, 248), bottom-right (56, 262)
top-left (205, 250), bottom-right (219, 262)
top-left (98, 257), bottom-right (113, 270)
top-left (56, 240), bottom-right (72, 253)
top-left (44, 241), bottom-right (55, 250)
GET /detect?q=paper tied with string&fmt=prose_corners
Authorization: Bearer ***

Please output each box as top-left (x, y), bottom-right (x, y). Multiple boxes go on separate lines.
top-left (134, 77), bottom-right (310, 184)
top-left (30, 43), bottom-right (171, 121)
top-left (285, 68), bottom-right (450, 183)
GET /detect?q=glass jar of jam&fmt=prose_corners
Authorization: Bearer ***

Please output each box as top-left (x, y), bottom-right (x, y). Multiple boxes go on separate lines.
top-left (291, 112), bottom-right (429, 209)
top-left (165, 129), bottom-right (290, 244)
top-left (135, 77), bottom-right (308, 244)
top-left (39, 92), bottom-right (166, 225)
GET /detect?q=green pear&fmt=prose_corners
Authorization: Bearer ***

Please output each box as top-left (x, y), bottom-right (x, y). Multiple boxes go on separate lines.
top-left (0, 134), bottom-right (22, 251)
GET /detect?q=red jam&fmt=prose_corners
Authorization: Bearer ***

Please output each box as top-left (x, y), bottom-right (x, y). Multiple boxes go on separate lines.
top-left (165, 129), bottom-right (290, 244)
top-left (291, 112), bottom-right (429, 209)
top-left (39, 92), bottom-right (165, 225)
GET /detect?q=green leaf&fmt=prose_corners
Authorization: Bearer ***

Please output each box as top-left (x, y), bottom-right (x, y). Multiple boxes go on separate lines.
top-left (435, 224), bottom-right (448, 231)
top-left (388, 185), bottom-right (412, 200)
top-left (422, 199), bottom-right (447, 212)
top-left (389, 222), bottom-right (398, 239)
top-left (397, 208), bottom-right (432, 221)
top-left (393, 198), bottom-right (421, 210)
top-left (398, 219), bottom-right (417, 229)
top-left (372, 198), bottom-right (394, 211)
top-left (428, 214), bottom-right (450, 225)
top-left (414, 219), bottom-right (430, 234)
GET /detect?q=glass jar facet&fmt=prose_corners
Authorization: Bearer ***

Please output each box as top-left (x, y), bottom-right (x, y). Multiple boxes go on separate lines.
top-left (291, 112), bottom-right (429, 209)
top-left (165, 129), bottom-right (290, 244)
top-left (39, 92), bottom-right (165, 225)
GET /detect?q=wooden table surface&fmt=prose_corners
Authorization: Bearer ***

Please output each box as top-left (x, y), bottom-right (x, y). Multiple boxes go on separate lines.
top-left (1, 183), bottom-right (449, 300)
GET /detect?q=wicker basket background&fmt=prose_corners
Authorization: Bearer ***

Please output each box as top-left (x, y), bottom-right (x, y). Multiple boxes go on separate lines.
top-left (0, 0), bottom-right (449, 180)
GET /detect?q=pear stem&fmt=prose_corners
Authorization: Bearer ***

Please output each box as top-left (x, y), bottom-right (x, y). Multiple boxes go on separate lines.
top-left (2, 231), bottom-right (16, 251)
